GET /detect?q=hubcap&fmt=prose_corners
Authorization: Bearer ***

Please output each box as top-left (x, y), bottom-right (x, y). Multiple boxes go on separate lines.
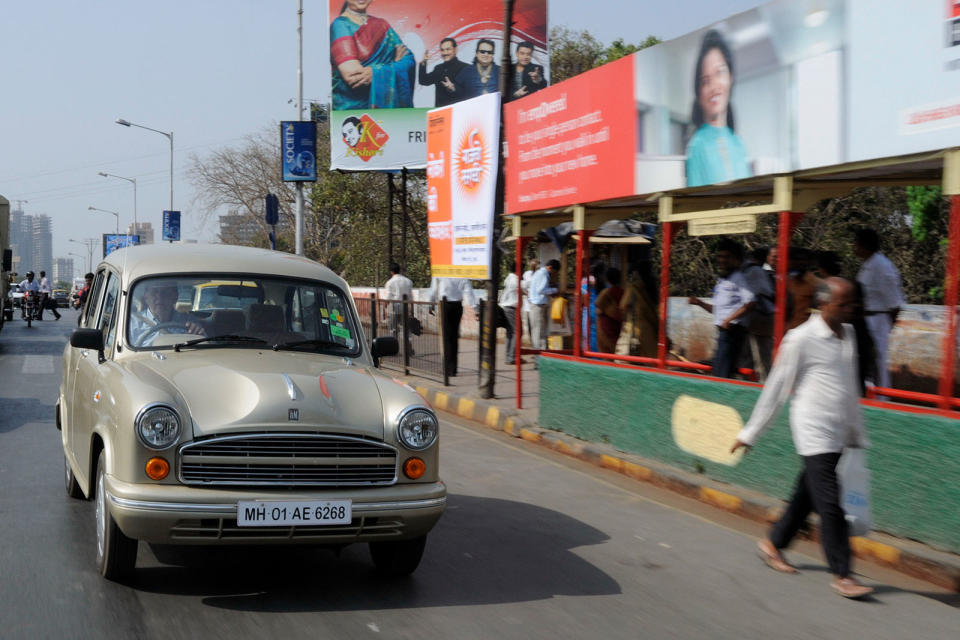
top-left (96, 469), bottom-right (105, 561)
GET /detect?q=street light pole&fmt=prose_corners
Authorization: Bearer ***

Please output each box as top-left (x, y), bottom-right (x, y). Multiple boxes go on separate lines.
top-left (69, 238), bottom-right (97, 273)
top-left (295, 0), bottom-right (305, 256)
top-left (88, 206), bottom-right (120, 235)
top-left (98, 172), bottom-right (137, 232)
top-left (115, 118), bottom-right (174, 212)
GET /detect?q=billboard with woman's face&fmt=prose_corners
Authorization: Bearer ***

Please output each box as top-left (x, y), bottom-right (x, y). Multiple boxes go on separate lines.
top-left (506, 0), bottom-right (960, 214)
top-left (328, 0), bottom-right (548, 171)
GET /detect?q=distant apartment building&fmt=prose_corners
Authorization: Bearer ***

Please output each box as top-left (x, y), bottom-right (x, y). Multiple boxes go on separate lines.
top-left (9, 210), bottom-right (53, 276)
top-left (32, 215), bottom-right (52, 275)
top-left (53, 257), bottom-right (74, 285)
top-left (127, 221), bottom-right (155, 244)
top-left (219, 213), bottom-right (261, 246)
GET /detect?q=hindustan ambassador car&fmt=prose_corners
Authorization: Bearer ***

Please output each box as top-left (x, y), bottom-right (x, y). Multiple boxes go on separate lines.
top-left (59, 244), bottom-right (445, 582)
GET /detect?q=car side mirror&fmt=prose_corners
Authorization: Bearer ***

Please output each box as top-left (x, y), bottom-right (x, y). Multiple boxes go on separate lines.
top-left (371, 336), bottom-right (399, 359)
top-left (71, 328), bottom-right (104, 352)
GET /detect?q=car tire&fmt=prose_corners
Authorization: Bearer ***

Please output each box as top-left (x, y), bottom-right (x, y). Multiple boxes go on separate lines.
top-left (65, 454), bottom-right (84, 499)
top-left (369, 535), bottom-right (427, 576)
top-left (95, 451), bottom-right (137, 582)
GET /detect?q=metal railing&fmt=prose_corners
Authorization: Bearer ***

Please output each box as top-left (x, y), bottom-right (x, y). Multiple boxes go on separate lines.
top-left (355, 294), bottom-right (446, 384)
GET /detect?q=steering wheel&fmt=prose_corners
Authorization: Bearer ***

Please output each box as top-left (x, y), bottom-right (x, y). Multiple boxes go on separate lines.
top-left (137, 321), bottom-right (193, 346)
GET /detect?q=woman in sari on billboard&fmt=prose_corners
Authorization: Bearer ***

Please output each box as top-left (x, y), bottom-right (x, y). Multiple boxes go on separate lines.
top-left (685, 30), bottom-right (752, 188)
top-left (330, 0), bottom-right (415, 110)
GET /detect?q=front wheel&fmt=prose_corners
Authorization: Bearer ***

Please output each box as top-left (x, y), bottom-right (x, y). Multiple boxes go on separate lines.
top-left (369, 535), bottom-right (427, 576)
top-left (94, 451), bottom-right (137, 581)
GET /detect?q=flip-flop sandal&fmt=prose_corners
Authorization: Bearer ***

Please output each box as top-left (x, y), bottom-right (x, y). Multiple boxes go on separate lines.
top-left (757, 540), bottom-right (798, 574)
top-left (831, 581), bottom-right (874, 599)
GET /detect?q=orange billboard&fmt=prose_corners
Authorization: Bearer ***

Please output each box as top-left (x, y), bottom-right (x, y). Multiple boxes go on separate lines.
top-left (505, 55), bottom-right (636, 214)
top-left (426, 92), bottom-right (501, 279)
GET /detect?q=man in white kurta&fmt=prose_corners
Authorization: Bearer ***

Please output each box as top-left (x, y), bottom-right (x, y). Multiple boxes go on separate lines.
top-left (854, 228), bottom-right (904, 391)
top-left (732, 277), bottom-right (873, 599)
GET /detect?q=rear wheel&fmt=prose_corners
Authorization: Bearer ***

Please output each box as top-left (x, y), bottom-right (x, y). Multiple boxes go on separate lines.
top-left (94, 451), bottom-right (137, 581)
top-left (65, 454), bottom-right (84, 499)
top-left (369, 535), bottom-right (427, 576)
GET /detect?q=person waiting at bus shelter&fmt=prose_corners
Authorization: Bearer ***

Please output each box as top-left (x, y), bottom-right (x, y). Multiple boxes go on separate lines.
top-left (853, 228), bottom-right (904, 391)
top-left (688, 238), bottom-right (756, 378)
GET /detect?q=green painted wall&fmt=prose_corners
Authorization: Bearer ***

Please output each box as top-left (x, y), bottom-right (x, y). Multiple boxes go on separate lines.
top-left (539, 357), bottom-right (960, 554)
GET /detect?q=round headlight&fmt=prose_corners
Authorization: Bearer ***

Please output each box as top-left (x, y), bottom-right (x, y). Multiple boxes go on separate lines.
top-left (397, 407), bottom-right (439, 451)
top-left (135, 405), bottom-right (181, 450)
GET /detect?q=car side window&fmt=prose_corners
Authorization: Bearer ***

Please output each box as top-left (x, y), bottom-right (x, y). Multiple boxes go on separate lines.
top-left (81, 270), bottom-right (107, 328)
top-left (99, 273), bottom-right (121, 358)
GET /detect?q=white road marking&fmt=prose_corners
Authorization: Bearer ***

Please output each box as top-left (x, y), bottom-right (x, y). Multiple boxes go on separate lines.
top-left (367, 622), bottom-right (380, 633)
top-left (22, 356), bottom-right (54, 374)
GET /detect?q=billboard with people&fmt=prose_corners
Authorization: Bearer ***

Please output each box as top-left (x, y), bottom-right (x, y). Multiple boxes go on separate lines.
top-left (506, 0), bottom-right (960, 214)
top-left (328, 0), bottom-right (547, 171)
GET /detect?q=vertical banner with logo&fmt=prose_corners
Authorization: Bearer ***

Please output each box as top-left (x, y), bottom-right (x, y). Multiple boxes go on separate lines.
top-left (426, 92), bottom-right (501, 279)
top-left (281, 121), bottom-right (318, 181)
top-left (162, 210), bottom-right (181, 242)
top-left (327, 0), bottom-right (547, 171)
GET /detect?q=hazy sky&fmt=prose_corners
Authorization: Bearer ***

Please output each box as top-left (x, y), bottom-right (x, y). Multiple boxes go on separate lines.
top-left (0, 0), bottom-right (760, 269)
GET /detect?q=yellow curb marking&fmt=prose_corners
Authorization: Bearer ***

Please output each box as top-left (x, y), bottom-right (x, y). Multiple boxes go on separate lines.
top-left (520, 429), bottom-right (541, 443)
top-left (850, 537), bottom-right (901, 565)
top-left (415, 386), bottom-right (430, 400)
top-left (457, 398), bottom-right (475, 418)
top-left (485, 407), bottom-right (500, 428)
top-left (623, 462), bottom-right (653, 481)
top-left (553, 440), bottom-right (573, 455)
top-left (434, 392), bottom-right (449, 411)
top-left (601, 455), bottom-right (624, 472)
top-left (700, 487), bottom-right (743, 512)
top-left (503, 418), bottom-right (515, 435)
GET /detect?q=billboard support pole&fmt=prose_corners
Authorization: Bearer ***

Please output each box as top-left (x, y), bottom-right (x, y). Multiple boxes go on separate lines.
top-left (387, 174), bottom-right (395, 267)
top-left (479, 0), bottom-right (515, 399)
top-left (295, 0), bottom-right (305, 256)
top-left (939, 194), bottom-right (960, 407)
top-left (401, 167), bottom-right (409, 273)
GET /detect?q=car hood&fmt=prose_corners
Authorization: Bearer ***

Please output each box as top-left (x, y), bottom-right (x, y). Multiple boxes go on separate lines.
top-left (126, 349), bottom-right (385, 439)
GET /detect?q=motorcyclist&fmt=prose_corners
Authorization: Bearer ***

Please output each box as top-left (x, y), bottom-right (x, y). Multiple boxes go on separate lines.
top-left (18, 271), bottom-right (40, 320)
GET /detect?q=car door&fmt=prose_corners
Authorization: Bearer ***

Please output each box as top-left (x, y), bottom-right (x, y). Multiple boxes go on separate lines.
top-left (66, 269), bottom-right (109, 468)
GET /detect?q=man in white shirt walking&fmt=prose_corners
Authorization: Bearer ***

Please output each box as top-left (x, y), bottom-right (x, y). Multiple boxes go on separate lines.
top-left (499, 271), bottom-right (519, 365)
top-left (426, 277), bottom-right (476, 377)
top-left (38, 270), bottom-right (62, 321)
top-left (731, 277), bottom-right (874, 599)
top-left (383, 262), bottom-right (413, 336)
top-left (853, 228), bottom-right (904, 391)
top-left (520, 258), bottom-right (539, 346)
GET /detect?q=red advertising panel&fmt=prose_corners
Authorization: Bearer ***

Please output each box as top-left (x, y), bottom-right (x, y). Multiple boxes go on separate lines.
top-left (505, 55), bottom-right (636, 214)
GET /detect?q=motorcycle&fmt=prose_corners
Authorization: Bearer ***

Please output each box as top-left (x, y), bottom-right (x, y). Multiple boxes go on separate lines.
top-left (21, 290), bottom-right (39, 327)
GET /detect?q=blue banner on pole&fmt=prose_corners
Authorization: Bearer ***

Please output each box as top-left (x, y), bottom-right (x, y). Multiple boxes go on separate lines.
top-left (281, 121), bottom-right (317, 182)
top-left (162, 210), bottom-right (181, 242)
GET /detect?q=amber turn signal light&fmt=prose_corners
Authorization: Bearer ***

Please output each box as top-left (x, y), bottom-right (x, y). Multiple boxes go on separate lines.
top-left (402, 457), bottom-right (426, 479)
top-left (145, 457), bottom-right (170, 480)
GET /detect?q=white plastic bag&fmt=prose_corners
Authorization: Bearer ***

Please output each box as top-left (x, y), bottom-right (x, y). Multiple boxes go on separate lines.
top-left (837, 448), bottom-right (873, 537)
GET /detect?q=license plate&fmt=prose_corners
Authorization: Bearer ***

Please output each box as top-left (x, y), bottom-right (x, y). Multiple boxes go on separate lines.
top-left (236, 500), bottom-right (352, 527)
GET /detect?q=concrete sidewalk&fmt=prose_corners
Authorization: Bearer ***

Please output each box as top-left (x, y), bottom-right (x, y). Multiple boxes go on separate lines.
top-left (394, 338), bottom-right (960, 593)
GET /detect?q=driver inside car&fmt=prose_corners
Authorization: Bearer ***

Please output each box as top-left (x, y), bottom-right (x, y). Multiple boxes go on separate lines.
top-left (129, 282), bottom-right (205, 347)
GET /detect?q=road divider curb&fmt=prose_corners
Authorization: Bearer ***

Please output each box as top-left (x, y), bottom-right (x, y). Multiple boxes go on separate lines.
top-left (416, 381), bottom-right (960, 592)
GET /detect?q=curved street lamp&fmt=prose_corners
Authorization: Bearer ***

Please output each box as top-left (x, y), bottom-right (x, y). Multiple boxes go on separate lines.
top-left (88, 206), bottom-right (120, 235)
top-left (98, 172), bottom-right (137, 232)
top-left (115, 118), bottom-right (173, 213)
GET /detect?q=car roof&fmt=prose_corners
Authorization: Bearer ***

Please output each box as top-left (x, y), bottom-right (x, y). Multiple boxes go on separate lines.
top-left (101, 244), bottom-right (349, 291)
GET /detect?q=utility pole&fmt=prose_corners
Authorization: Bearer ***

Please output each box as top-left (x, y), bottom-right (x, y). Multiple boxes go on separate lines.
top-left (294, 0), bottom-right (305, 256)
top-left (479, 0), bottom-right (515, 399)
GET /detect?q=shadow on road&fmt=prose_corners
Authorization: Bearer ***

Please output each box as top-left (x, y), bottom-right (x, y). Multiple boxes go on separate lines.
top-left (131, 494), bottom-right (621, 610)
top-left (0, 337), bottom-right (69, 356)
top-left (0, 397), bottom-right (56, 433)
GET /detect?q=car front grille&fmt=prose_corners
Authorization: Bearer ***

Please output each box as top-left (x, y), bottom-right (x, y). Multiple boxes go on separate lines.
top-left (178, 433), bottom-right (397, 487)
top-left (170, 516), bottom-right (405, 541)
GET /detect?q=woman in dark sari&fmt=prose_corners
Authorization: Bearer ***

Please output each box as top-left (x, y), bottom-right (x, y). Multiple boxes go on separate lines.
top-left (330, 0), bottom-right (415, 110)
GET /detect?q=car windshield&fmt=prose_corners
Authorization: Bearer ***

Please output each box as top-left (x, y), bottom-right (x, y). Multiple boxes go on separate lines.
top-left (126, 275), bottom-right (361, 355)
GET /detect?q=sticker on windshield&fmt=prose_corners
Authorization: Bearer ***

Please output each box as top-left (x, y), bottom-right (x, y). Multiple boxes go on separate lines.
top-left (319, 308), bottom-right (329, 318)
top-left (331, 309), bottom-right (344, 323)
top-left (330, 325), bottom-right (351, 340)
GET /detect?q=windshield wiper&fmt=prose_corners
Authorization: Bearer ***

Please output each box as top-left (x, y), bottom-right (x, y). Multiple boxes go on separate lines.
top-left (173, 335), bottom-right (268, 352)
top-left (272, 338), bottom-right (345, 352)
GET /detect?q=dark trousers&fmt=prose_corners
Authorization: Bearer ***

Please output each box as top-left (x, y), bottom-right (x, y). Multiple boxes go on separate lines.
top-left (770, 452), bottom-right (851, 577)
top-left (441, 300), bottom-right (463, 377)
top-left (498, 305), bottom-right (517, 364)
top-left (712, 324), bottom-right (747, 378)
top-left (38, 293), bottom-right (60, 319)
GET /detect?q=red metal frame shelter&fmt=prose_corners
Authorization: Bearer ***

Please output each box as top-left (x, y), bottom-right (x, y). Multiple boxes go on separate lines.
top-left (508, 149), bottom-right (960, 414)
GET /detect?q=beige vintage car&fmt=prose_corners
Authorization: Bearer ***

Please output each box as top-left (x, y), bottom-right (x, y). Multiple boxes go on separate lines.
top-left (59, 244), bottom-right (445, 581)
